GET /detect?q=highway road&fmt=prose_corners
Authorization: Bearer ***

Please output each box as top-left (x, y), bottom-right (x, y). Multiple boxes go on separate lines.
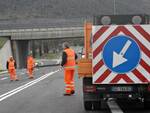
top-left (0, 66), bottom-right (149, 113)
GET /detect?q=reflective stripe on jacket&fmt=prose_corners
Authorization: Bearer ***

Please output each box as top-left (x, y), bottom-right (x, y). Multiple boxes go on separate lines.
top-left (64, 48), bottom-right (76, 69)
top-left (8, 60), bottom-right (15, 70)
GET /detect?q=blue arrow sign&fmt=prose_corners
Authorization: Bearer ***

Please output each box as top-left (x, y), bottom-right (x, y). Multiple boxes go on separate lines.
top-left (102, 35), bottom-right (141, 73)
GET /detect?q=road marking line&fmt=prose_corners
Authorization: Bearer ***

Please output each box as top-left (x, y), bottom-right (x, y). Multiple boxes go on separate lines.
top-left (107, 99), bottom-right (124, 113)
top-left (19, 72), bottom-right (25, 75)
top-left (0, 77), bottom-right (8, 80)
top-left (0, 69), bottom-right (40, 80)
top-left (35, 68), bottom-right (39, 71)
top-left (18, 68), bottom-right (39, 75)
top-left (0, 69), bottom-right (60, 102)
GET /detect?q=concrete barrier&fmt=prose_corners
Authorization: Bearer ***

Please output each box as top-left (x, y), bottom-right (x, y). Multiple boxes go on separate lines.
top-left (0, 40), bottom-right (12, 70)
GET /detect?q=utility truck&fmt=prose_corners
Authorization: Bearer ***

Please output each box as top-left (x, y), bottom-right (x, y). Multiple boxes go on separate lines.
top-left (77, 15), bottom-right (150, 110)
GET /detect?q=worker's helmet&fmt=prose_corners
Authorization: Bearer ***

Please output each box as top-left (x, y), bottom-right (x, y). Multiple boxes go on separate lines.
top-left (62, 42), bottom-right (70, 49)
top-left (9, 56), bottom-right (13, 61)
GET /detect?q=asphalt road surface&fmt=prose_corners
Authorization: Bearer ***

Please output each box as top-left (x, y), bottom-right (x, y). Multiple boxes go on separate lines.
top-left (0, 66), bottom-right (149, 113)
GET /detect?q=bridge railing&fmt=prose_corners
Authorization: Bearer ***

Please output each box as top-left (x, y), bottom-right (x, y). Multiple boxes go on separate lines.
top-left (0, 27), bottom-right (84, 40)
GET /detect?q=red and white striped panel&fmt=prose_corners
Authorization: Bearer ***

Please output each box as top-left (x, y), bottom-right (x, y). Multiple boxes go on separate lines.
top-left (92, 25), bottom-right (150, 84)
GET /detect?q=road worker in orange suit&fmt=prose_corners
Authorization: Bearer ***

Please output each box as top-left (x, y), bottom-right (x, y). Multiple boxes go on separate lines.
top-left (6, 56), bottom-right (19, 81)
top-left (61, 42), bottom-right (78, 96)
top-left (27, 53), bottom-right (35, 79)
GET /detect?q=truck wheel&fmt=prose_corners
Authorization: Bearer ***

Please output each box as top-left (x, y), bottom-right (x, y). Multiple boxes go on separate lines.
top-left (93, 101), bottom-right (101, 110)
top-left (144, 101), bottom-right (150, 109)
top-left (84, 101), bottom-right (92, 110)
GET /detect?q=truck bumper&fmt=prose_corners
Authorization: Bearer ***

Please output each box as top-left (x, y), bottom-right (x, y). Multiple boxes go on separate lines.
top-left (84, 93), bottom-right (101, 101)
top-left (83, 77), bottom-right (150, 100)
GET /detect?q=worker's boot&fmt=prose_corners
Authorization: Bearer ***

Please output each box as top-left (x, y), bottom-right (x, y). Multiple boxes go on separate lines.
top-left (29, 76), bottom-right (34, 79)
top-left (15, 78), bottom-right (19, 81)
top-left (63, 93), bottom-right (71, 96)
top-left (71, 90), bottom-right (75, 94)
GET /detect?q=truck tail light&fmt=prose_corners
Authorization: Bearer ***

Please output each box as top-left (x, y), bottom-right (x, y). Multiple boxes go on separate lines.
top-left (83, 85), bottom-right (96, 93)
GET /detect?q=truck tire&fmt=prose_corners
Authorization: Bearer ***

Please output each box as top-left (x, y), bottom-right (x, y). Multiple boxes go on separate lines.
top-left (144, 101), bottom-right (150, 109)
top-left (93, 101), bottom-right (101, 110)
top-left (144, 93), bottom-right (150, 109)
top-left (84, 101), bottom-right (92, 110)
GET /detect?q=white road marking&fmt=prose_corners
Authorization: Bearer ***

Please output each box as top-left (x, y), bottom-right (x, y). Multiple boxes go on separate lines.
top-left (18, 68), bottom-right (39, 75)
top-left (0, 69), bottom-right (60, 102)
top-left (0, 68), bottom-right (40, 81)
top-left (107, 99), bottom-right (124, 113)
top-left (19, 72), bottom-right (25, 75)
top-left (35, 68), bottom-right (39, 71)
top-left (0, 77), bottom-right (8, 80)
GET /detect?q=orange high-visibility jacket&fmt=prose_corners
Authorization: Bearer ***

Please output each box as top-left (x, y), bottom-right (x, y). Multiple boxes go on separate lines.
top-left (8, 60), bottom-right (16, 70)
top-left (27, 56), bottom-right (35, 69)
top-left (64, 48), bottom-right (76, 70)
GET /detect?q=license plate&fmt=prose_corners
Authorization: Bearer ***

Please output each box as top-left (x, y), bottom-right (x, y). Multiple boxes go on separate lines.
top-left (111, 87), bottom-right (133, 92)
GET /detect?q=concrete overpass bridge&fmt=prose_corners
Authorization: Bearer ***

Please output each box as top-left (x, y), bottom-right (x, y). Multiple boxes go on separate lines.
top-left (0, 27), bottom-right (84, 68)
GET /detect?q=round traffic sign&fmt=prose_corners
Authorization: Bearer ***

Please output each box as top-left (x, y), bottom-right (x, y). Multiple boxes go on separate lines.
top-left (102, 35), bottom-right (141, 73)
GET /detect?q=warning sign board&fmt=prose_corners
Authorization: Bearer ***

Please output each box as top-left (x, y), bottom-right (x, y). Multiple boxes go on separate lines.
top-left (92, 25), bottom-right (150, 84)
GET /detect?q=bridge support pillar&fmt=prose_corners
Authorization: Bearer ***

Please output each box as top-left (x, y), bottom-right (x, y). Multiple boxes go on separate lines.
top-left (12, 40), bottom-right (29, 68)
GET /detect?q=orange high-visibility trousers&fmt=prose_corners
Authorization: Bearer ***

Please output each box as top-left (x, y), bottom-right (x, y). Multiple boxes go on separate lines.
top-left (64, 69), bottom-right (75, 94)
top-left (9, 69), bottom-right (18, 80)
top-left (27, 56), bottom-right (35, 78)
top-left (27, 68), bottom-right (34, 78)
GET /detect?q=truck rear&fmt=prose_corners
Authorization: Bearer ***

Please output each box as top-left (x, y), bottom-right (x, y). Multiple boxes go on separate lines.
top-left (77, 15), bottom-right (150, 110)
